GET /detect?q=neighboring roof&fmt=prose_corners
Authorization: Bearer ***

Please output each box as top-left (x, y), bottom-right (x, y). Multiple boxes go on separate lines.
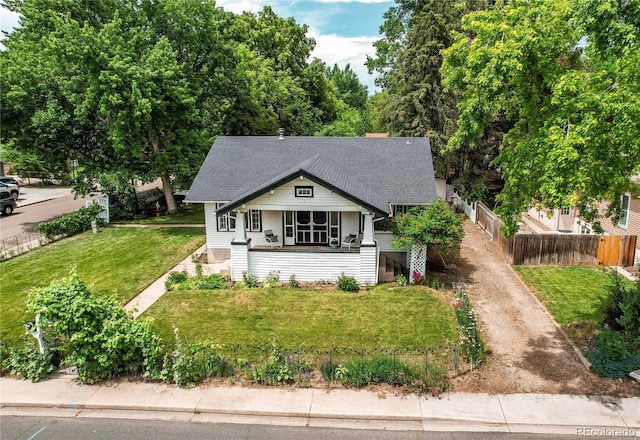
top-left (185, 136), bottom-right (437, 216)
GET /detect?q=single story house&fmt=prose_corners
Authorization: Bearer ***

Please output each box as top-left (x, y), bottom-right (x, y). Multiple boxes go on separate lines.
top-left (185, 135), bottom-right (438, 284)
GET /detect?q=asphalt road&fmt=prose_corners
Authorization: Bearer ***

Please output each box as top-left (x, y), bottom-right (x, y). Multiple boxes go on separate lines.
top-left (0, 189), bottom-right (87, 239)
top-left (0, 416), bottom-right (585, 440)
top-left (0, 181), bottom-right (162, 240)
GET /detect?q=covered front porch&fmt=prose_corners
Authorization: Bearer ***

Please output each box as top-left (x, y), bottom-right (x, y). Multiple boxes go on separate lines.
top-left (230, 208), bottom-right (379, 284)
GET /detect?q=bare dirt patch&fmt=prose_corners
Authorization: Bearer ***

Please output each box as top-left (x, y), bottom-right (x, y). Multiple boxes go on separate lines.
top-left (438, 220), bottom-right (639, 397)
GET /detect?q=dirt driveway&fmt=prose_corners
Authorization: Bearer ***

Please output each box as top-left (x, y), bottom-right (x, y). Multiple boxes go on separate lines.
top-left (447, 220), bottom-right (639, 397)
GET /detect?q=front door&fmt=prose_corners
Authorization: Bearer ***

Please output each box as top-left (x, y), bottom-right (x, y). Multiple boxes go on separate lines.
top-left (296, 211), bottom-right (328, 244)
top-left (284, 211), bottom-right (295, 246)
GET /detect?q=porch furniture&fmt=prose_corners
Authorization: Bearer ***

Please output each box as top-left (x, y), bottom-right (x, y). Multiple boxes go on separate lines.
top-left (264, 229), bottom-right (282, 248)
top-left (341, 234), bottom-right (362, 250)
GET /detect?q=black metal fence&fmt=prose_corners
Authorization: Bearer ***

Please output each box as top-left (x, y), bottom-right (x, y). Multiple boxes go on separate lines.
top-left (1, 338), bottom-right (467, 384)
top-left (210, 344), bottom-right (462, 374)
top-left (0, 230), bottom-right (55, 261)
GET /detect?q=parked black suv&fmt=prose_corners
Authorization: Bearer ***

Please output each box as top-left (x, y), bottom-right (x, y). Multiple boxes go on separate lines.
top-left (1, 187), bottom-right (16, 215)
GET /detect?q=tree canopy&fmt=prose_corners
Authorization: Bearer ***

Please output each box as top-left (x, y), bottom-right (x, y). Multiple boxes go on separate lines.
top-left (366, 0), bottom-right (500, 202)
top-left (0, 0), bottom-right (369, 215)
top-left (442, 0), bottom-right (640, 234)
top-left (393, 199), bottom-right (464, 254)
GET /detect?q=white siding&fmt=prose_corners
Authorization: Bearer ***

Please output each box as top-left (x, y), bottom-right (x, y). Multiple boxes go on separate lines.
top-left (341, 212), bottom-right (360, 237)
top-left (231, 243), bottom-right (249, 280)
top-left (248, 210), bottom-right (282, 247)
top-left (246, 178), bottom-right (363, 212)
top-left (359, 246), bottom-right (377, 285)
top-left (375, 231), bottom-right (398, 252)
top-left (204, 203), bottom-right (218, 246)
top-left (248, 251), bottom-right (361, 283)
top-left (526, 207), bottom-right (581, 232)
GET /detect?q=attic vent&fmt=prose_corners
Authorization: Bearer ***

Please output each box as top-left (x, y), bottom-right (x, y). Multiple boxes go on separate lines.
top-left (278, 128), bottom-right (285, 139)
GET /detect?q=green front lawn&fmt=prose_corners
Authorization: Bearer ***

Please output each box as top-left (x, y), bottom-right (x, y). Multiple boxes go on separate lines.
top-left (144, 285), bottom-right (458, 349)
top-left (515, 265), bottom-right (626, 326)
top-left (115, 204), bottom-right (205, 225)
top-left (0, 226), bottom-right (205, 340)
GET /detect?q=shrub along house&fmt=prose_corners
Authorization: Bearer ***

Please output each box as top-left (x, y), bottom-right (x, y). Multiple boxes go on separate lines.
top-left (185, 135), bottom-right (438, 285)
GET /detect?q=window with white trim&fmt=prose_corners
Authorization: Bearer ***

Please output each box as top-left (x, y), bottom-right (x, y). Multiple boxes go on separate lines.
top-left (560, 207), bottom-right (571, 216)
top-left (247, 210), bottom-right (262, 232)
top-left (216, 203), bottom-right (236, 231)
top-left (216, 205), bottom-right (262, 232)
top-left (619, 193), bottom-right (630, 228)
top-left (295, 186), bottom-right (313, 197)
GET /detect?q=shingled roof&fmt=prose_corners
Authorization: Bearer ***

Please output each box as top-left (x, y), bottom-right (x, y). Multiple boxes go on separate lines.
top-left (185, 136), bottom-right (437, 216)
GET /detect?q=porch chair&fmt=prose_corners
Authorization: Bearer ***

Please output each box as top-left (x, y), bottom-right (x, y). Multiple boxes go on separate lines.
top-left (264, 229), bottom-right (282, 248)
top-left (341, 233), bottom-right (362, 250)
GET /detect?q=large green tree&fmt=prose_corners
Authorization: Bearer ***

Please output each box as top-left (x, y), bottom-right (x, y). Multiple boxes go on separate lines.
top-left (366, 0), bottom-right (500, 202)
top-left (442, 0), bottom-right (640, 234)
top-left (2, 0), bottom-right (356, 213)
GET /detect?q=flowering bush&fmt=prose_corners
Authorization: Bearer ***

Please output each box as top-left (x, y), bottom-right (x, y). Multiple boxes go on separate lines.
top-left (392, 199), bottom-right (463, 254)
top-left (263, 271), bottom-right (281, 288)
top-left (319, 356), bottom-right (448, 396)
top-left (453, 286), bottom-right (485, 370)
top-left (411, 270), bottom-right (443, 289)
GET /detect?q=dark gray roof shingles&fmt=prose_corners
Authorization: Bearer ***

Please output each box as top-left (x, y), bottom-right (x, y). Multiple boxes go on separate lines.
top-left (185, 136), bottom-right (437, 213)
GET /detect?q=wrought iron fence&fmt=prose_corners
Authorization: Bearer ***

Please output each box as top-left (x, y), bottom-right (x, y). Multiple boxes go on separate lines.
top-left (1, 338), bottom-right (467, 384)
top-left (0, 230), bottom-right (56, 261)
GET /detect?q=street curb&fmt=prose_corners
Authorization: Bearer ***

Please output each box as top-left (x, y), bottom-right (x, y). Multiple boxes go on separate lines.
top-left (2, 402), bottom-right (637, 435)
top-left (15, 198), bottom-right (56, 208)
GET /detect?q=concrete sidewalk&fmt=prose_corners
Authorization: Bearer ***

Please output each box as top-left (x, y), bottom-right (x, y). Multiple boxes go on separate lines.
top-left (123, 242), bottom-right (229, 318)
top-left (1, 375), bottom-right (638, 434)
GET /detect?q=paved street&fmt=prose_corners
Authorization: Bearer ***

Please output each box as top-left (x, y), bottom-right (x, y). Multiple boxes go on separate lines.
top-left (0, 188), bottom-right (85, 239)
top-left (0, 416), bottom-right (586, 440)
top-left (0, 181), bottom-right (162, 239)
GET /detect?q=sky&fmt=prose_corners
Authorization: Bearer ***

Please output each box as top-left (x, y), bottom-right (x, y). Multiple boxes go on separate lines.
top-left (0, 0), bottom-right (394, 93)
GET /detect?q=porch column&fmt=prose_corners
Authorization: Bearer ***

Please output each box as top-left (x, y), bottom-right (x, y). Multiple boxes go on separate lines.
top-left (231, 209), bottom-right (249, 281)
top-left (232, 209), bottom-right (247, 244)
top-left (362, 212), bottom-right (375, 245)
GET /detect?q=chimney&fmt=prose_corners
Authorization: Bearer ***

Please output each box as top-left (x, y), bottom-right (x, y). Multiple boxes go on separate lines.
top-left (278, 128), bottom-right (284, 139)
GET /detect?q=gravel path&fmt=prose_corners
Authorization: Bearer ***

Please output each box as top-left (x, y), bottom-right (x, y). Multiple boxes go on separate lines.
top-left (450, 221), bottom-right (639, 396)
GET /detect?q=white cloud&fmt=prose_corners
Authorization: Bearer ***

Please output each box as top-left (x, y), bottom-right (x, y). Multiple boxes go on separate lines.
top-left (311, 32), bottom-right (379, 93)
top-left (314, 0), bottom-right (390, 3)
top-left (215, 0), bottom-right (266, 14)
top-left (0, 9), bottom-right (21, 36)
top-left (215, 1), bottom-right (381, 93)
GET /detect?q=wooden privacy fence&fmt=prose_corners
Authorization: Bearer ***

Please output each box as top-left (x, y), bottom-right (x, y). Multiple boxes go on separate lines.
top-left (475, 202), bottom-right (637, 266)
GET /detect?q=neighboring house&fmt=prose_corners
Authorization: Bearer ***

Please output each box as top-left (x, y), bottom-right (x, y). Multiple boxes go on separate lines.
top-left (525, 206), bottom-right (581, 233)
top-left (524, 180), bottom-right (639, 266)
top-left (185, 136), bottom-right (438, 284)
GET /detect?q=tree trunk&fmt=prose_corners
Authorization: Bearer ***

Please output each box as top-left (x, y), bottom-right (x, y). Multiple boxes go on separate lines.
top-left (150, 129), bottom-right (178, 214)
top-left (161, 172), bottom-right (178, 214)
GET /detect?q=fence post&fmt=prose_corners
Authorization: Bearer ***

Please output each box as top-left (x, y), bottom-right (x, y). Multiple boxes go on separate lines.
top-left (424, 349), bottom-right (429, 378)
top-left (329, 349), bottom-right (333, 373)
top-left (297, 348), bottom-right (301, 385)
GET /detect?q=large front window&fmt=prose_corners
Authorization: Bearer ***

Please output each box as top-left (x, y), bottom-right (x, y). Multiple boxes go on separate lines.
top-left (216, 204), bottom-right (261, 232)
